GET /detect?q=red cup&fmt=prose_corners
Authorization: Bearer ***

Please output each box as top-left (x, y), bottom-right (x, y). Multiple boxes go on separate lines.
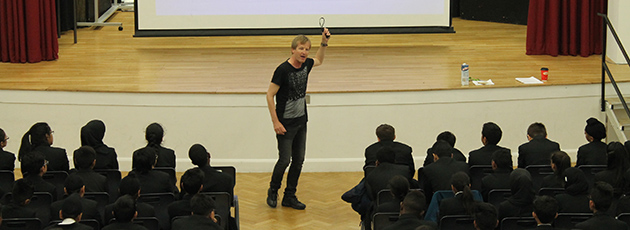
top-left (541, 68), bottom-right (549, 81)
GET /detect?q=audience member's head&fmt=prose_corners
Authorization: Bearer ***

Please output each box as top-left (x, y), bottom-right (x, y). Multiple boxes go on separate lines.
top-left (73, 146), bottom-right (96, 170)
top-left (527, 122), bottom-right (547, 139)
top-left (132, 146), bottom-right (158, 173)
top-left (550, 151), bottom-right (571, 177)
top-left (606, 142), bottom-right (630, 191)
top-left (20, 151), bottom-right (47, 176)
top-left (80, 119), bottom-right (106, 147)
top-left (145, 123), bottom-right (164, 148)
top-left (0, 128), bottom-right (8, 149)
top-left (451, 172), bottom-right (475, 215)
top-left (563, 167), bottom-right (590, 196)
top-left (119, 175), bottom-right (141, 199)
top-left (400, 190), bottom-right (427, 217)
top-left (18, 122), bottom-right (52, 161)
top-left (589, 181), bottom-right (615, 213)
top-left (431, 140), bottom-right (453, 159)
top-left (61, 194), bottom-right (83, 220)
top-left (11, 179), bottom-right (33, 206)
top-left (532, 195), bottom-right (558, 224)
top-left (508, 169), bottom-right (535, 206)
top-left (191, 194), bottom-right (216, 218)
top-left (491, 149), bottom-right (513, 170)
top-left (189, 144), bottom-right (210, 167)
top-left (113, 195), bottom-right (137, 223)
top-left (482, 122), bottom-right (502, 145)
top-left (376, 146), bottom-right (396, 164)
top-left (181, 168), bottom-right (205, 195)
top-left (64, 174), bottom-right (85, 196)
top-left (376, 124), bottom-right (395, 142)
top-left (473, 202), bottom-right (498, 230)
top-left (585, 117), bottom-right (606, 142)
top-left (436, 131), bottom-right (456, 147)
top-left (388, 175), bottom-right (410, 202)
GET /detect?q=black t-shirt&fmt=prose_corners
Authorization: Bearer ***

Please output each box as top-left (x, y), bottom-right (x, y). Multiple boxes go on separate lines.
top-left (271, 58), bottom-right (314, 127)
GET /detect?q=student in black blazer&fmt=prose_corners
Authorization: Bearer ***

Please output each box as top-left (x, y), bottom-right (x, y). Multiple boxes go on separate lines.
top-left (576, 118), bottom-right (607, 166)
top-left (555, 167), bottom-right (591, 213)
top-left (45, 194), bottom-right (93, 230)
top-left (423, 131), bottom-right (467, 166)
top-left (81, 120), bottom-right (119, 170)
top-left (127, 147), bottom-right (179, 195)
top-left (439, 172), bottom-right (477, 220)
top-left (468, 122), bottom-right (511, 167)
top-left (595, 142), bottom-right (630, 197)
top-left (541, 151), bottom-right (571, 189)
top-left (517, 122), bottom-right (560, 168)
top-left (189, 144), bottom-right (234, 197)
top-left (168, 168), bottom-right (204, 221)
top-left (143, 123), bottom-right (176, 169)
top-left (376, 175), bottom-right (409, 213)
top-left (19, 122), bottom-right (69, 172)
top-left (481, 149), bottom-right (513, 201)
top-left (574, 182), bottom-right (630, 230)
top-left (422, 140), bottom-right (470, 201)
top-left (0, 128), bottom-right (16, 171)
top-left (49, 175), bottom-right (101, 225)
top-left (473, 202), bottom-right (499, 230)
top-left (171, 194), bottom-right (222, 230)
top-left (382, 190), bottom-right (437, 230)
top-left (364, 124), bottom-right (414, 176)
top-left (104, 176), bottom-right (155, 224)
top-left (103, 195), bottom-right (149, 230)
top-left (498, 169), bottom-right (536, 220)
top-left (71, 146), bottom-right (107, 193)
top-left (528, 195), bottom-right (559, 230)
top-left (21, 151), bottom-right (57, 201)
top-left (365, 146), bottom-right (413, 201)
top-left (1, 179), bottom-right (36, 219)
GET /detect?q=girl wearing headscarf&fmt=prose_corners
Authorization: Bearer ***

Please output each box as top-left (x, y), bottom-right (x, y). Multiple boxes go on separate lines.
top-left (81, 120), bottom-right (118, 170)
top-left (18, 122), bottom-right (69, 172)
top-left (498, 168), bottom-right (535, 220)
top-left (143, 123), bottom-right (175, 168)
top-left (555, 167), bottom-right (591, 213)
top-left (541, 151), bottom-right (571, 189)
top-left (595, 142), bottom-right (630, 197)
top-left (576, 117), bottom-right (607, 166)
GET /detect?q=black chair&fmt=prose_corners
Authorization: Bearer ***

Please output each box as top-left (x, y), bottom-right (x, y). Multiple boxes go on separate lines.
top-left (172, 215), bottom-right (223, 228)
top-left (0, 170), bottom-right (15, 193)
top-left (578, 165), bottom-right (607, 188)
top-left (439, 215), bottom-right (475, 230)
top-left (469, 165), bottom-right (493, 191)
top-left (3, 192), bottom-right (53, 225)
top-left (500, 217), bottom-right (537, 230)
top-left (210, 166), bottom-right (239, 230)
top-left (137, 193), bottom-right (176, 230)
top-left (201, 192), bottom-right (232, 230)
top-left (49, 219), bottom-right (100, 230)
top-left (487, 189), bottom-right (511, 208)
top-left (83, 192), bottom-right (109, 218)
top-left (42, 170), bottom-right (68, 201)
top-left (377, 189), bottom-right (393, 207)
top-left (617, 213), bottom-right (630, 226)
top-left (133, 217), bottom-right (160, 230)
top-left (214, 166), bottom-right (236, 184)
top-left (525, 165), bottom-right (553, 190)
top-left (364, 165), bottom-right (376, 178)
top-left (538, 188), bottom-right (565, 197)
top-left (0, 218), bottom-right (41, 230)
top-left (372, 212), bottom-right (399, 230)
top-left (417, 167), bottom-right (424, 182)
top-left (94, 169), bottom-right (121, 203)
top-left (153, 167), bottom-right (176, 184)
top-left (554, 213), bottom-right (592, 229)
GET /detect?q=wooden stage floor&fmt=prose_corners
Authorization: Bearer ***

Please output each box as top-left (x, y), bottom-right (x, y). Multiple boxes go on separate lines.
top-left (1, 12), bottom-right (628, 94)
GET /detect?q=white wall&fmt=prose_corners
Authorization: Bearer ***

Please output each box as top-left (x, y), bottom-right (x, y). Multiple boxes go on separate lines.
top-left (0, 83), bottom-right (618, 173)
top-left (607, 0), bottom-right (630, 64)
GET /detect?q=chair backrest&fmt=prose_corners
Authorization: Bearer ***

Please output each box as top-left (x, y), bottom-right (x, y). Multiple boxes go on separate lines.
top-left (417, 167), bottom-right (424, 182)
top-left (377, 189), bottom-right (393, 207)
top-left (0, 218), bottom-right (42, 230)
top-left (439, 215), bottom-right (475, 230)
top-left (200, 192), bottom-right (231, 230)
top-left (525, 165), bottom-right (553, 190)
top-left (42, 170), bottom-right (69, 201)
top-left (500, 217), bottom-right (537, 230)
top-left (153, 167), bottom-right (176, 184)
top-left (578, 165), bottom-right (607, 188)
top-left (538, 188), bottom-right (565, 197)
top-left (617, 213), bottom-right (630, 226)
top-left (83, 192), bottom-right (109, 216)
top-left (554, 213), bottom-right (593, 229)
top-left (372, 212), bottom-right (399, 230)
top-left (0, 170), bottom-right (15, 193)
top-left (3, 192), bottom-right (53, 225)
top-left (172, 215), bottom-right (223, 228)
top-left (364, 165), bottom-right (376, 178)
top-left (469, 165), bottom-right (493, 191)
top-left (213, 166), bottom-right (236, 184)
top-left (134, 217), bottom-right (160, 230)
top-left (487, 189), bottom-right (511, 208)
top-left (94, 169), bottom-right (121, 203)
top-left (137, 193), bottom-right (176, 230)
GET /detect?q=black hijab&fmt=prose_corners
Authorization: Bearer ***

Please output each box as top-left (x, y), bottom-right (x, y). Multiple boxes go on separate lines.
top-left (81, 120), bottom-right (106, 149)
top-left (508, 168), bottom-right (536, 206)
top-left (564, 167), bottom-right (589, 196)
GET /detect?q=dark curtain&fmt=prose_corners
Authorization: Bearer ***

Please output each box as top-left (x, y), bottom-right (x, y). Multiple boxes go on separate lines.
top-left (0, 0), bottom-right (59, 63)
top-left (526, 0), bottom-right (607, 57)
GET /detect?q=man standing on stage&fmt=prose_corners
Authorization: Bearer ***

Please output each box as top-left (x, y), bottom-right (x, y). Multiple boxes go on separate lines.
top-left (265, 29), bottom-right (330, 210)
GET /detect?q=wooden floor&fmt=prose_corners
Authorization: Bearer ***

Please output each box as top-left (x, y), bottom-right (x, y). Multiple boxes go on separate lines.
top-left (1, 12), bottom-right (628, 94)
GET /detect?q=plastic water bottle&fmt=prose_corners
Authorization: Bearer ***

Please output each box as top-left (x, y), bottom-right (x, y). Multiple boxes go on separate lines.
top-left (461, 63), bottom-right (469, 86)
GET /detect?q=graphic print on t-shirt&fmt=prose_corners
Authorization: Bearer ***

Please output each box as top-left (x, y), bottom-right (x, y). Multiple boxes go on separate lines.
top-left (283, 66), bottom-right (308, 119)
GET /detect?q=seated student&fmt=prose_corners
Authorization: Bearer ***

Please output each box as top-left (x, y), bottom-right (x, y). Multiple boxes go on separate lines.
top-left (171, 194), bottom-right (222, 230)
top-left (383, 190), bottom-right (437, 230)
top-left (576, 118), bottom-right (607, 166)
top-left (81, 120), bottom-right (119, 170)
top-left (574, 182), bottom-right (629, 230)
top-left (424, 131), bottom-right (466, 166)
top-left (102, 195), bottom-right (149, 230)
top-left (1, 179), bottom-right (36, 219)
top-left (518, 122), bottom-right (561, 168)
top-left (71, 146), bottom-right (107, 193)
top-left (481, 149), bottom-right (513, 201)
top-left (0, 128), bottom-right (16, 171)
top-left (530, 195), bottom-right (559, 230)
top-left (188, 144), bottom-right (234, 196)
top-left (126, 146), bottom-right (179, 195)
top-left (44, 194), bottom-right (92, 230)
top-left (18, 122), bottom-right (69, 172)
top-left (364, 124), bottom-right (414, 174)
top-left (472, 202), bottom-right (498, 230)
top-left (365, 146), bottom-right (413, 202)
top-left (168, 168), bottom-right (204, 221)
top-left (498, 169), bottom-right (536, 220)
top-left (468, 122), bottom-right (511, 167)
top-left (104, 175), bottom-right (155, 224)
top-left (541, 151), bottom-right (571, 189)
top-left (50, 174), bottom-right (101, 225)
top-left (421, 140), bottom-right (470, 201)
top-left (439, 172), bottom-right (478, 220)
top-left (555, 167), bottom-right (591, 213)
top-left (376, 175), bottom-right (409, 213)
top-left (143, 123), bottom-right (175, 169)
top-left (21, 151), bottom-right (57, 201)
top-left (595, 142), bottom-right (630, 197)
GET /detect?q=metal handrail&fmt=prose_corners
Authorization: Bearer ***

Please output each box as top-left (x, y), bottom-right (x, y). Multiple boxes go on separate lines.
top-left (598, 13), bottom-right (630, 121)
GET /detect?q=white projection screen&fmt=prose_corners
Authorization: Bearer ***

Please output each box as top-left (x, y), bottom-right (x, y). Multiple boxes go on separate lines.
top-left (134, 0), bottom-right (453, 36)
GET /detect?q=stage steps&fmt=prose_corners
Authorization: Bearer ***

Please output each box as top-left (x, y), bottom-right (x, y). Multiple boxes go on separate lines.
top-left (605, 98), bottom-right (630, 142)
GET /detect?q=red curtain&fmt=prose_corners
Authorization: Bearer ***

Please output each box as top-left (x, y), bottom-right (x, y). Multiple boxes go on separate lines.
top-left (526, 0), bottom-right (607, 57)
top-left (0, 0), bottom-right (58, 63)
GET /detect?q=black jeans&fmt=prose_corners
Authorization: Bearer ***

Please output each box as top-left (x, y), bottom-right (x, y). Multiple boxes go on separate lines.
top-left (269, 123), bottom-right (306, 197)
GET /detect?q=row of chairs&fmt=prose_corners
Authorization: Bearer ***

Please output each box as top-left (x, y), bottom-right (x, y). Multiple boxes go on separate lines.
top-left (0, 217), bottom-right (159, 230)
